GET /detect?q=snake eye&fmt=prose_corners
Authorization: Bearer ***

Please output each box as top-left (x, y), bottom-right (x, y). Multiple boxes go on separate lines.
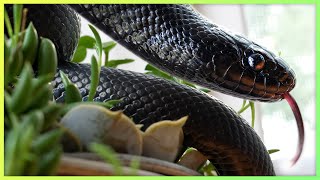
top-left (248, 53), bottom-right (265, 71)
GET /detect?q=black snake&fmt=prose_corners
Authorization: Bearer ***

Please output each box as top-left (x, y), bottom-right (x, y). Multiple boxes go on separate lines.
top-left (7, 4), bottom-right (304, 175)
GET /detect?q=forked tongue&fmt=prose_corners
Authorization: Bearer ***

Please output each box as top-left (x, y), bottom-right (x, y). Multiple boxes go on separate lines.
top-left (283, 92), bottom-right (304, 166)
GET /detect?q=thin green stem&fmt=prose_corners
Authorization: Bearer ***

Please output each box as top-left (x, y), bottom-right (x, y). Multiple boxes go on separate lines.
top-left (249, 101), bottom-right (255, 128)
top-left (104, 51), bottom-right (109, 67)
top-left (88, 24), bottom-right (102, 67)
top-left (13, 5), bottom-right (23, 45)
top-left (88, 56), bottom-right (99, 101)
top-left (237, 103), bottom-right (250, 114)
top-left (4, 9), bottom-right (13, 38)
top-left (241, 99), bottom-right (247, 109)
top-left (20, 8), bottom-right (28, 40)
top-left (13, 5), bottom-right (23, 34)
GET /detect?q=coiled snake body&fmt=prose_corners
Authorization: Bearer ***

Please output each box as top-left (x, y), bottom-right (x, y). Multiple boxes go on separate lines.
top-left (12, 4), bottom-right (299, 175)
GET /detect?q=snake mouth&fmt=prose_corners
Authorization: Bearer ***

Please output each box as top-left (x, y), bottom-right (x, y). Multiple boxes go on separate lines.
top-left (209, 65), bottom-right (296, 102)
top-left (207, 48), bottom-right (296, 102)
top-left (236, 76), bottom-right (295, 102)
top-left (248, 75), bottom-right (296, 102)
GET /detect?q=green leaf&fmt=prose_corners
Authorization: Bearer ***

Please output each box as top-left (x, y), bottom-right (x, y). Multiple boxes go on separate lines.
top-left (181, 80), bottom-right (196, 88)
top-left (41, 104), bottom-right (63, 129)
top-left (27, 84), bottom-right (52, 110)
top-left (65, 84), bottom-right (82, 103)
top-left (4, 39), bottom-right (10, 87)
top-left (37, 38), bottom-right (58, 78)
top-left (268, 149), bottom-right (280, 154)
top-left (17, 125), bottom-right (35, 166)
top-left (5, 128), bottom-right (21, 175)
top-left (22, 22), bottom-right (39, 65)
top-left (5, 111), bottom-right (19, 130)
top-left (104, 99), bottom-right (122, 109)
top-left (30, 74), bottom-right (53, 93)
top-left (89, 143), bottom-right (123, 175)
top-left (8, 45), bottom-right (23, 83)
top-left (78, 35), bottom-right (96, 49)
top-left (145, 64), bottom-right (175, 81)
top-left (4, 8), bottom-right (13, 38)
top-left (9, 63), bottom-right (33, 114)
top-left (13, 4), bottom-right (23, 38)
top-left (199, 88), bottom-right (210, 93)
top-left (145, 64), bottom-right (161, 72)
top-left (21, 110), bottom-right (44, 133)
top-left (103, 41), bottom-right (117, 66)
top-left (89, 24), bottom-right (102, 67)
top-left (59, 71), bottom-right (82, 103)
top-left (107, 59), bottom-right (135, 68)
top-left (145, 64), bottom-right (210, 94)
top-left (23, 154), bottom-right (39, 175)
top-left (32, 129), bottom-right (63, 155)
top-left (88, 55), bottom-right (100, 101)
top-left (59, 71), bottom-right (71, 86)
top-left (38, 146), bottom-right (62, 175)
top-left (71, 46), bottom-right (87, 63)
top-left (102, 41), bottom-right (117, 52)
top-left (5, 123), bottom-right (35, 175)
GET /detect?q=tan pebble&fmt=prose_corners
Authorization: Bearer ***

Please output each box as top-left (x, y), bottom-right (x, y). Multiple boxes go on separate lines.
top-left (60, 104), bottom-right (142, 155)
top-left (141, 116), bottom-right (188, 162)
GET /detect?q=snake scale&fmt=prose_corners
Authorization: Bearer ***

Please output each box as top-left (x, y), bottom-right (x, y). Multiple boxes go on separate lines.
top-left (7, 4), bottom-right (302, 175)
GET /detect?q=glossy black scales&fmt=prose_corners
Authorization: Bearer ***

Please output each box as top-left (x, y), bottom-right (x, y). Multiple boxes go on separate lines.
top-left (70, 4), bottom-right (295, 102)
top-left (6, 5), bottom-right (81, 62)
top-left (53, 62), bottom-right (275, 175)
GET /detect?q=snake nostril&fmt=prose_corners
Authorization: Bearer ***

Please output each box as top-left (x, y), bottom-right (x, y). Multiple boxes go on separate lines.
top-left (284, 76), bottom-right (294, 86)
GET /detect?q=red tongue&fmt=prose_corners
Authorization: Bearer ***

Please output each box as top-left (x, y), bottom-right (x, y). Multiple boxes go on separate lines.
top-left (283, 92), bottom-right (304, 166)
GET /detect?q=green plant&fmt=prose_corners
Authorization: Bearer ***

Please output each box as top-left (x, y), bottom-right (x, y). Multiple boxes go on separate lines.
top-left (4, 5), bottom-right (63, 175)
top-left (4, 5), bottom-right (122, 175)
top-left (71, 34), bottom-right (135, 68)
top-left (145, 64), bottom-right (211, 93)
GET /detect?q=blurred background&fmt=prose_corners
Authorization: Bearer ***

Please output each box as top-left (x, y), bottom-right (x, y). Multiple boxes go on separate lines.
top-left (79, 5), bottom-right (315, 175)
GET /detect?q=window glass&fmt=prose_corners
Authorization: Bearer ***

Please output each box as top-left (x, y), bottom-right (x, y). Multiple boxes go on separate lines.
top-left (243, 5), bottom-right (315, 175)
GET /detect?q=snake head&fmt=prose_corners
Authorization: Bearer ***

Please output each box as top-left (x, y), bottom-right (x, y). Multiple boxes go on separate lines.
top-left (209, 41), bottom-right (296, 102)
top-left (238, 43), bottom-right (296, 101)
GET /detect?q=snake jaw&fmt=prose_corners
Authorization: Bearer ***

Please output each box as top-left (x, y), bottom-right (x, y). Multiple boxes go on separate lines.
top-left (283, 92), bottom-right (305, 166)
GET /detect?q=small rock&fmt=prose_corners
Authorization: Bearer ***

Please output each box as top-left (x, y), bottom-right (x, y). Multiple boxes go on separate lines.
top-left (60, 104), bottom-right (142, 155)
top-left (141, 116), bottom-right (188, 162)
